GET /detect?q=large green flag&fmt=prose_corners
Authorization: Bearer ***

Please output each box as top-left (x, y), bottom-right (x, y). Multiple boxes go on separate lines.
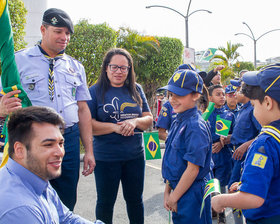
top-left (0, 0), bottom-right (32, 167)
top-left (202, 102), bottom-right (215, 121)
top-left (215, 115), bottom-right (232, 137)
top-left (200, 48), bottom-right (217, 61)
top-left (143, 131), bottom-right (161, 160)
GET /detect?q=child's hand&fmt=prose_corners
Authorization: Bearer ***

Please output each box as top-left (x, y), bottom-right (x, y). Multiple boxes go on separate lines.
top-left (233, 143), bottom-right (248, 160)
top-left (212, 142), bottom-right (223, 153)
top-left (228, 182), bottom-right (240, 193)
top-left (164, 183), bottom-right (172, 211)
top-left (211, 195), bottom-right (226, 213)
top-left (166, 193), bottom-right (178, 213)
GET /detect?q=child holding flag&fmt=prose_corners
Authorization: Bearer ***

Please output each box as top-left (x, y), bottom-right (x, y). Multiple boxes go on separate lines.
top-left (161, 69), bottom-right (212, 223)
top-left (212, 64), bottom-right (280, 223)
top-left (207, 85), bottom-right (235, 223)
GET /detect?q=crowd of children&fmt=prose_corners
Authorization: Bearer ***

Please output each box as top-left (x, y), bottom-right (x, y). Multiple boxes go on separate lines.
top-left (156, 63), bottom-right (280, 224)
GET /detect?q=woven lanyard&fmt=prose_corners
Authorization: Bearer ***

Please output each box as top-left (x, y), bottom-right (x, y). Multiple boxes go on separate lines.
top-left (38, 45), bottom-right (64, 101)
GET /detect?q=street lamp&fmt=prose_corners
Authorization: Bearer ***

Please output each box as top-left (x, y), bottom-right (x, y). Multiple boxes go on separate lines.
top-left (235, 22), bottom-right (280, 68)
top-left (146, 0), bottom-right (212, 48)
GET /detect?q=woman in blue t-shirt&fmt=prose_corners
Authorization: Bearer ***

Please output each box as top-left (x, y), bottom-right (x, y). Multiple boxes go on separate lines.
top-left (87, 48), bottom-right (153, 224)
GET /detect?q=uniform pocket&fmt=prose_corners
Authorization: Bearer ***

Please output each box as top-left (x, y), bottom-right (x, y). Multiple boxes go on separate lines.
top-left (21, 74), bottom-right (45, 97)
top-left (64, 74), bottom-right (82, 98)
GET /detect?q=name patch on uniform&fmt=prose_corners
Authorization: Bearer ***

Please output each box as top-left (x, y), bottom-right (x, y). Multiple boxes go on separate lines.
top-left (251, 153), bottom-right (267, 169)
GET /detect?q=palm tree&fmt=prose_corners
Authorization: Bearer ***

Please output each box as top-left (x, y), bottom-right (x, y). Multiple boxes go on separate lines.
top-left (210, 41), bottom-right (243, 83)
top-left (211, 41), bottom-right (243, 67)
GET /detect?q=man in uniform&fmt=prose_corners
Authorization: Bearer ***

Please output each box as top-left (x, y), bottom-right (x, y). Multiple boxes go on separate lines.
top-left (0, 8), bottom-right (95, 211)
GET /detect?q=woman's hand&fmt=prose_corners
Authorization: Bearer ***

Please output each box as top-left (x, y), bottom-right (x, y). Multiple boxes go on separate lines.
top-left (117, 118), bottom-right (137, 136)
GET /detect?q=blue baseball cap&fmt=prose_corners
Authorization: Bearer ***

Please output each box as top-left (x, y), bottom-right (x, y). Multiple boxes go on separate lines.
top-left (225, 84), bottom-right (237, 94)
top-left (242, 64), bottom-right (280, 102)
top-left (230, 79), bottom-right (242, 87)
top-left (160, 69), bottom-right (203, 96)
top-left (175, 63), bottom-right (196, 72)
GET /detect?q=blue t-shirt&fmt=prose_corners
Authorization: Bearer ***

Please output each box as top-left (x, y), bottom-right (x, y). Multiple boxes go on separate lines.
top-left (87, 83), bottom-right (150, 161)
top-left (231, 101), bottom-right (261, 146)
top-left (240, 119), bottom-right (280, 220)
top-left (156, 101), bottom-right (176, 131)
top-left (162, 107), bottom-right (212, 181)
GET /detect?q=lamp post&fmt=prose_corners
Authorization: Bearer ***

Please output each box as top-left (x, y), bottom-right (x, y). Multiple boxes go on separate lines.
top-left (146, 0), bottom-right (211, 48)
top-left (235, 22), bottom-right (280, 68)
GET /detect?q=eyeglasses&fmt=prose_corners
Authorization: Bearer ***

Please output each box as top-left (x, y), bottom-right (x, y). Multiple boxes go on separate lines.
top-left (108, 64), bottom-right (130, 73)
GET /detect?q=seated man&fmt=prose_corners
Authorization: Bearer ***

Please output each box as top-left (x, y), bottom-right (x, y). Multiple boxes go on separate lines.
top-left (0, 106), bottom-right (101, 224)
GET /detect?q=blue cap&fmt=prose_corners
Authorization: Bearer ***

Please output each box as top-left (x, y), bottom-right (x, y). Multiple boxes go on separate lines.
top-left (230, 79), bottom-right (242, 87)
top-left (160, 69), bottom-right (203, 96)
top-left (175, 64), bottom-right (196, 72)
top-left (225, 84), bottom-right (237, 94)
top-left (242, 64), bottom-right (280, 102)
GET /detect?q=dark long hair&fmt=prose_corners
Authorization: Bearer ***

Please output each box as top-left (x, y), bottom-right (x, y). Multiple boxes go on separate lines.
top-left (96, 48), bottom-right (142, 106)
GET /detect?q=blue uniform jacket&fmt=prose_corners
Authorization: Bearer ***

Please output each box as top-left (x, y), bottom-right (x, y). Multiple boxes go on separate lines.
top-left (240, 119), bottom-right (280, 221)
top-left (231, 101), bottom-right (261, 146)
top-left (156, 101), bottom-right (176, 131)
top-left (162, 107), bottom-right (212, 182)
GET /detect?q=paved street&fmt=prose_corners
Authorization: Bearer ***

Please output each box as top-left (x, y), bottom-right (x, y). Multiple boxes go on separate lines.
top-left (74, 150), bottom-right (239, 224)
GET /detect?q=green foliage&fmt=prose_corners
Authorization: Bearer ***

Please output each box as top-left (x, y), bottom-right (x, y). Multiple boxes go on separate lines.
top-left (210, 41), bottom-right (243, 83)
top-left (233, 61), bottom-right (255, 75)
top-left (137, 37), bottom-right (184, 105)
top-left (66, 19), bottom-right (117, 86)
top-left (9, 0), bottom-right (27, 51)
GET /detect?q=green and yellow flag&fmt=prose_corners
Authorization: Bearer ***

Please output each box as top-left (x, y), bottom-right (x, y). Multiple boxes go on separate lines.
top-left (200, 178), bottom-right (221, 217)
top-left (215, 115), bottom-right (232, 137)
top-left (202, 102), bottom-right (215, 121)
top-left (143, 131), bottom-right (161, 160)
top-left (0, 0), bottom-right (32, 167)
top-left (200, 48), bottom-right (217, 61)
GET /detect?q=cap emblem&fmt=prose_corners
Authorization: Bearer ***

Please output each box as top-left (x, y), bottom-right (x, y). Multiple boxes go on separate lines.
top-left (51, 17), bottom-right (58, 25)
top-left (173, 72), bottom-right (181, 83)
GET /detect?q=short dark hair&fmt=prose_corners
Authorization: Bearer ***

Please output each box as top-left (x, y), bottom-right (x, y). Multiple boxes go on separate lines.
top-left (208, 84), bottom-right (223, 96)
top-left (241, 83), bottom-right (280, 109)
top-left (197, 84), bottom-right (209, 111)
top-left (8, 106), bottom-right (65, 158)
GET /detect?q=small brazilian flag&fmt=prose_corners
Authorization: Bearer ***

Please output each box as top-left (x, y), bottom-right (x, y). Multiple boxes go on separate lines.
top-left (200, 178), bottom-right (221, 217)
top-left (143, 131), bottom-right (161, 160)
top-left (200, 48), bottom-right (217, 61)
top-left (215, 115), bottom-right (232, 137)
top-left (202, 102), bottom-right (215, 121)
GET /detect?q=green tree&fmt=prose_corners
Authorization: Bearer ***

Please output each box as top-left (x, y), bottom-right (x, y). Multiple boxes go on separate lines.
top-left (9, 0), bottom-right (27, 51)
top-left (138, 37), bottom-right (183, 107)
top-left (116, 27), bottom-right (160, 76)
top-left (233, 61), bottom-right (255, 75)
top-left (210, 41), bottom-right (243, 83)
top-left (66, 19), bottom-right (117, 86)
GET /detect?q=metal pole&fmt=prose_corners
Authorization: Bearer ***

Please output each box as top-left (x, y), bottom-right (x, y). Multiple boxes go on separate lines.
top-left (254, 40), bottom-right (257, 68)
top-left (185, 18), bottom-right (189, 48)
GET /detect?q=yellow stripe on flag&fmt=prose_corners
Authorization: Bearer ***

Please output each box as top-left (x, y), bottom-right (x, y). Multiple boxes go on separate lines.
top-left (0, 0), bottom-right (6, 18)
top-left (0, 142), bottom-right (9, 168)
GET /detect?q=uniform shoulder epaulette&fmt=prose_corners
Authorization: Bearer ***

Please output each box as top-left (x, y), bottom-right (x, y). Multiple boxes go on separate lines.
top-left (66, 54), bottom-right (82, 64)
top-left (261, 126), bottom-right (280, 143)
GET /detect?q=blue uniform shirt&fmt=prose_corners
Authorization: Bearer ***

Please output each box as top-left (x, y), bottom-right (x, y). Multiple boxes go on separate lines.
top-left (162, 107), bottom-right (212, 181)
top-left (15, 46), bottom-right (91, 127)
top-left (87, 83), bottom-right (150, 161)
top-left (224, 103), bottom-right (240, 116)
top-left (156, 101), bottom-right (176, 131)
top-left (240, 119), bottom-right (280, 220)
top-left (231, 101), bottom-right (261, 146)
top-left (0, 159), bottom-right (93, 224)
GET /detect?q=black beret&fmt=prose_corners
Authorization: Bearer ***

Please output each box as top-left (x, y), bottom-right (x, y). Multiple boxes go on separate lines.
top-left (43, 8), bottom-right (74, 33)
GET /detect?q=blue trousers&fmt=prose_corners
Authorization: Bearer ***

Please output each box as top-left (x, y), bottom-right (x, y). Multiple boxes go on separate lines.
top-left (228, 151), bottom-right (247, 188)
top-left (246, 215), bottom-right (280, 224)
top-left (169, 179), bottom-right (212, 224)
top-left (94, 156), bottom-right (145, 224)
top-left (50, 123), bottom-right (80, 211)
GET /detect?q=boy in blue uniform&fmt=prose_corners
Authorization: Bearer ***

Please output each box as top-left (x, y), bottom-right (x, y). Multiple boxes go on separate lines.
top-left (161, 69), bottom-right (212, 224)
top-left (208, 85), bottom-right (235, 223)
top-left (212, 64), bottom-right (280, 223)
top-left (224, 84), bottom-right (240, 116)
top-left (156, 100), bottom-right (176, 140)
